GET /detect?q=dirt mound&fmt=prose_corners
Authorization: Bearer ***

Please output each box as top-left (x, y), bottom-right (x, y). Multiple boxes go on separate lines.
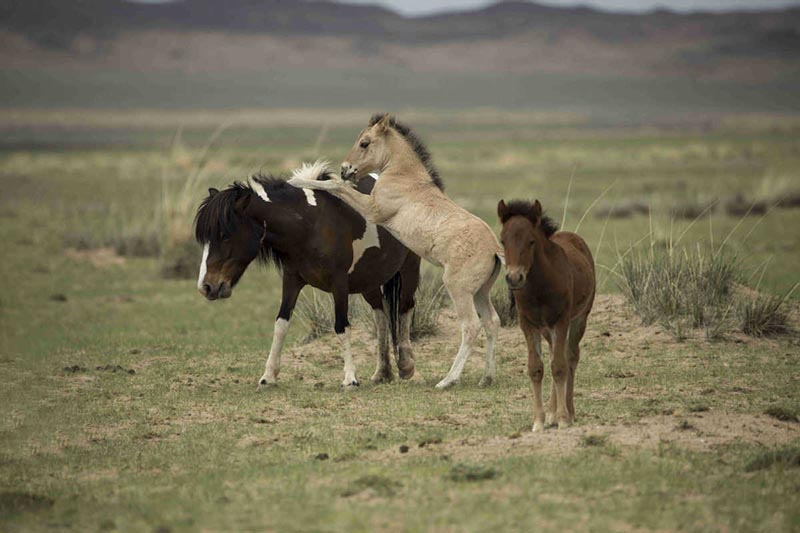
top-left (368, 412), bottom-right (799, 463)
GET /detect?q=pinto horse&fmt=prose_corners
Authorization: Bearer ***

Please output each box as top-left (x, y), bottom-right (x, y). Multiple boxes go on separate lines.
top-left (498, 199), bottom-right (595, 431)
top-left (195, 162), bottom-right (420, 388)
top-left (288, 114), bottom-right (502, 389)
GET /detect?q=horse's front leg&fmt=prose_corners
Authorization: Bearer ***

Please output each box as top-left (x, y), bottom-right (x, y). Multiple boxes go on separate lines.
top-left (550, 321), bottom-right (572, 429)
top-left (523, 326), bottom-right (545, 432)
top-left (258, 272), bottom-right (304, 388)
top-left (332, 280), bottom-right (359, 388)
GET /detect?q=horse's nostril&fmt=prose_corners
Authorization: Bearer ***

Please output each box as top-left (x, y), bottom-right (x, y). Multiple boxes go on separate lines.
top-left (505, 274), bottom-right (512, 284)
top-left (203, 283), bottom-right (212, 295)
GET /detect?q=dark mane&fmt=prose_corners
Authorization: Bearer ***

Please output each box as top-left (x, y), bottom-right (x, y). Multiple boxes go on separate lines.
top-left (194, 182), bottom-right (251, 244)
top-left (370, 113), bottom-right (443, 191)
top-left (500, 200), bottom-right (559, 238)
top-left (195, 172), bottom-right (316, 269)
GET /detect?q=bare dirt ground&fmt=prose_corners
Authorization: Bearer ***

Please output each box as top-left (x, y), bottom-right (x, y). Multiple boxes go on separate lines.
top-left (282, 294), bottom-right (800, 463)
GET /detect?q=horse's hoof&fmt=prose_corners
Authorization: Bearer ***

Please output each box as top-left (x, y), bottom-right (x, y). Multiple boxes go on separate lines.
top-left (435, 379), bottom-right (457, 390)
top-left (557, 420), bottom-right (572, 430)
top-left (532, 421), bottom-right (545, 433)
top-left (398, 365), bottom-right (415, 380)
top-left (341, 380), bottom-right (360, 389)
top-left (371, 371), bottom-right (394, 384)
top-left (257, 378), bottom-right (277, 390)
top-left (478, 376), bottom-right (494, 387)
top-left (545, 413), bottom-right (557, 426)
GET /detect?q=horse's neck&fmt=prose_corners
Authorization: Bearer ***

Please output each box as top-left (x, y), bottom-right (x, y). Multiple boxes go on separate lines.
top-left (527, 238), bottom-right (562, 293)
top-left (250, 200), bottom-right (305, 252)
top-left (383, 138), bottom-right (433, 188)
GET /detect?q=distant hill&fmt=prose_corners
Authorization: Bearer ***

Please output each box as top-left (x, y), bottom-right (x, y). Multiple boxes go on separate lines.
top-left (1, 0), bottom-right (799, 111)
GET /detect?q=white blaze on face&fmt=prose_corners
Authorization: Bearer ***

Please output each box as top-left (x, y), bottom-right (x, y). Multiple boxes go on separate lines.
top-left (349, 223), bottom-right (380, 273)
top-left (303, 188), bottom-right (317, 206)
top-left (250, 178), bottom-right (271, 202)
top-left (197, 243), bottom-right (210, 290)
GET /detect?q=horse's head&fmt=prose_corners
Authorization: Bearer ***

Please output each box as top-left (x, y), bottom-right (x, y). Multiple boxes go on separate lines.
top-left (195, 186), bottom-right (262, 300)
top-left (341, 113), bottom-right (394, 182)
top-left (498, 199), bottom-right (558, 291)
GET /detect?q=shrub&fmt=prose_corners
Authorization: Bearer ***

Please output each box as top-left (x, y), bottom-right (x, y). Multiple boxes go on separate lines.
top-left (491, 283), bottom-right (517, 327)
top-left (618, 245), bottom-right (739, 339)
top-left (737, 292), bottom-right (792, 337)
top-left (411, 269), bottom-right (448, 339)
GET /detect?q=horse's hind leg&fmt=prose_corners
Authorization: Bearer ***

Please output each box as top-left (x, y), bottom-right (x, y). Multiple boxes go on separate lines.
top-left (259, 272), bottom-right (304, 388)
top-left (397, 253), bottom-right (421, 380)
top-left (544, 332), bottom-right (558, 426)
top-left (473, 270), bottom-right (500, 387)
top-left (567, 315), bottom-right (588, 421)
top-left (436, 281), bottom-right (481, 390)
top-left (362, 289), bottom-right (393, 384)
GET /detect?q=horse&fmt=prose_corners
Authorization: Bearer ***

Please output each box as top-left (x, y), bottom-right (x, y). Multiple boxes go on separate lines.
top-left (288, 114), bottom-right (502, 389)
top-left (497, 199), bottom-right (595, 431)
top-left (195, 161), bottom-right (421, 388)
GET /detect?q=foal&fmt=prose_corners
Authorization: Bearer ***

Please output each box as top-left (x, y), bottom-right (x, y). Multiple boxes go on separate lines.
top-left (498, 199), bottom-right (595, 431)
top-left (288, 115), bottom-right (502, 389)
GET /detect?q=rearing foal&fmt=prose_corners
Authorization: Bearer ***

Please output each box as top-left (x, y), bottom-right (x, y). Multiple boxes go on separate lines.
top-left (289, 114), bottom-right (502, 389)
top-left (498, 199), bottom-right (595, 431)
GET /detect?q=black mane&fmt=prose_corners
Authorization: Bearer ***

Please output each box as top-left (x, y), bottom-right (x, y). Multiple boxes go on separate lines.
top-left (501, 200), bottom-right (559, 238)
top-left (194, 182), bottom-right (251, 244)
top-left (194, 173), bottom-right (318, 269)
top-left (370, 113), bottom-right (443, 191)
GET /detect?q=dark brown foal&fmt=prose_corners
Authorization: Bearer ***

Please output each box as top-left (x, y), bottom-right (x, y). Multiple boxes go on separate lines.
top-left (498, 199), bottom-right (595, 431)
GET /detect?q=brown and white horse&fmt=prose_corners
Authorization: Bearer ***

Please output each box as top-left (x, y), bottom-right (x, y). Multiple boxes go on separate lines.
top-left (195, 162), bottom-right (420, 388)
top-left (288, 115), bottom-right (502, 389)
top-left (498, 199), bottom-right (595, 431)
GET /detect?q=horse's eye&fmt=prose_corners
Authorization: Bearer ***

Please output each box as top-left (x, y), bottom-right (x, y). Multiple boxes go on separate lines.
top-left (500, 239), bottom-right (505, 245)
top-left (360, 140), bottom-right (370, 149)
top-left (529, 240), bottom-right (535, 246)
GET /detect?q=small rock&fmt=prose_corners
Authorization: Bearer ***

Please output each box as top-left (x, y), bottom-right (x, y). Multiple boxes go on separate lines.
top-left (50, 293), bottom-right (68, 302)
top-left (399, 445), bottom-right (409, 454)
top-left (315, 453), bottom-right (329, 461)
top-left (602, 331), bottom-right (611, 337)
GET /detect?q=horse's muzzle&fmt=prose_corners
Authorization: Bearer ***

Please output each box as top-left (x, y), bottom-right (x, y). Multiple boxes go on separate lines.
top-left (505, 272), bottom-right (526, 291)
top-left (200, 281), bottom-right (232, 301)
top-left (341, 163), bottom-right (358, 181)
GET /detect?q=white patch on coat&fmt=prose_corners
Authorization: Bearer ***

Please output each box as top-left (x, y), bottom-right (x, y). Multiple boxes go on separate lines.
top-left (291, 160), bottom-right (331, 181)
top-left (303, 188), bottom-right (317, 206)
top-left (368, 172), bottom-right (380, 181)
top-left (349, 223), bottom-right (380, 273)
top-left (249, 177), bottom-right (271, 202)
top-left (197, 243), bottom-right (209, 290)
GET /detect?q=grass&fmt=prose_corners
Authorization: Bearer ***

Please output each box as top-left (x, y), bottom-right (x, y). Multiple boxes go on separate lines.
top-left (744, 446), bottom-right (800, 472)
top-left (1, 110), bottom-right (799, 531)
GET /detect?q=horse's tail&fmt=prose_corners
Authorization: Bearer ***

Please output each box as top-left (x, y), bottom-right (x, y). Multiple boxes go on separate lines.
top-left (382, 270), bottom-right (402, 355)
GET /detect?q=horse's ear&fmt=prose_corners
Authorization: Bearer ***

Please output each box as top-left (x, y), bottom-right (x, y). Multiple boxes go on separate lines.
top-left (374, 113), bottom-right (392, 133)
top-left (532, 200), bottom-right (542, 219)
top-left (208, 187), bottom-right (219, 197)
top-left (497, 200), bottom-right (508, 221)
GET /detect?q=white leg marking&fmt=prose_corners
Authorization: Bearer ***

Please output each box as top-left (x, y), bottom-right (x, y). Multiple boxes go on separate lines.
top-left (259, 318), bottom-right (289, 386)
top-left (349, 222), bottom-right (381, 273)
top-left (249, 178), bottom-right (271, 202)
top-left (303, 188), bottom-right (317, 206)
top-left (338, 327), bottom-right (358, 387)
top-left (197, 243), bottom-right (209, 290)
top-left (368, 172), bottom-right (380, 181)
top-left (436, 321), bottom-right (474, 389)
